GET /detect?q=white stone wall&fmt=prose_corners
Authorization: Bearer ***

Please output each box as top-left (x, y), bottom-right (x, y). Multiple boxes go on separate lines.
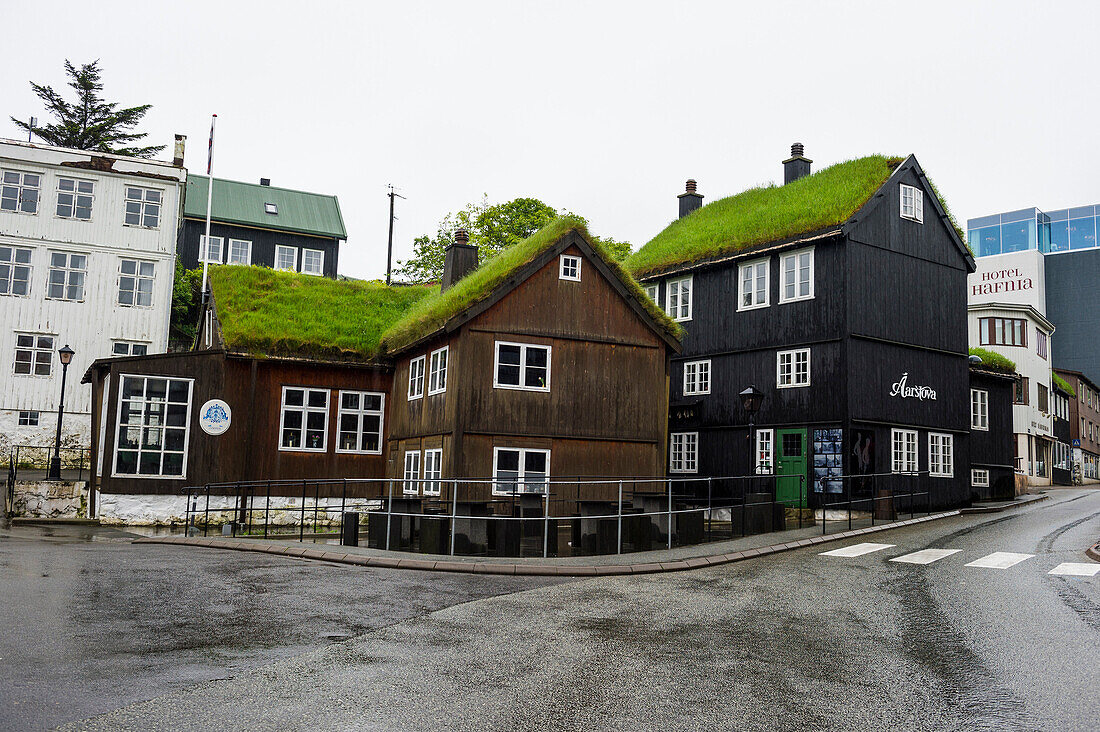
top-left (11, 480), bottom-right (88, 518)
top-left (96, 492), bottom-right (357, 526)
top-left (0, 407), bottom-right (88, 459)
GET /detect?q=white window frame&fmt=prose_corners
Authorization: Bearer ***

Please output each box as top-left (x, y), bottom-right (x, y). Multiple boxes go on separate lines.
top-left (0, 245), bottom-right (33, 297)
top-left (403, 450), bottom-right (422, 495)
top-left (665, 276), bottom-right (692, 322)
top-left (643, 283), bottom-right (659, 305)
top-left (776, 348), bottom-right (810, 388)
top-left (779, 247), bottom-right (814, 303)
top-left (423, 448), bottom-right (443, 496)
top-left (123, 186), bottom-right (162, 229)
top-left (428, 346), bottom-right (448, 395)
top-left (334, 390), bottom-right (384, 455)
top-left (302, 248), bottom-right (324, 276)
top-left (891, 428), bottom-right (918, 473)
top-left (559, 254), bottom-right (581, 281)
top-left (755, 428), bottom-right (774, 474)
top-left (275, 245), bottom-right (298, 272)
top-left (670, 432), bottom-right (698, 474)
top-left (737, 259), bottom-right (769, 311)
top-left (683, 359), bottom-right (711, 396)
top-left (971, 468), bottom-right (990, 488)
top-left (970, 388), bottom-right (989, 431)
top-left (900, 183), bottom-right (924, 223)
top-left (18, 410), bottom-right (39, 426)
top-left (111, 374), bottom-right (194, 479)
top-left (13, 333), bottom-right (54, 377)
top-left (45, 250), bottom-right (87, 302)
top-left (264, 202), bottom-right (278, 215)
top-left (407, 355), bottom-right (426, 400)
top-left (1, 169), bottom-right (41, 214)
top-left (492, 446), bottom-right (551, 495)
top-left (929, 432), bottom-right (954, 478)
top-left (118, 259), bottom-right (155, 308)
top-left (493, 341), bottom-right (551, 392)
top-left (199, 235), bottom-right (224, 264)
top-left (278, 386), bottom-right (330, 453)
top-left (55, 177), bottom-right (95, 221)
top-left (228, 238), bottom-right (252, 265)
top-left (111, 340), bottom-right (149, 357)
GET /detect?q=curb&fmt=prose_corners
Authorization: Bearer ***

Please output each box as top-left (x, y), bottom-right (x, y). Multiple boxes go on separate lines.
top-left (958, 493), bottom-right (1049, 514)
top-left (134, 510), bottom-right (962, 576)
top-left (1086, 542), bottom-right (1100, 563)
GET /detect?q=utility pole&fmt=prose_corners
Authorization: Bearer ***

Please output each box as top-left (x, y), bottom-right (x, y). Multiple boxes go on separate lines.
top-left (386, 185), bottom-right (405, 286)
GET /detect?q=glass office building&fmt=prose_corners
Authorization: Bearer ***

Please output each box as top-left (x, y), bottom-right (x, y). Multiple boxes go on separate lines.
top-left (968, 204), bottom-right (1100, 257)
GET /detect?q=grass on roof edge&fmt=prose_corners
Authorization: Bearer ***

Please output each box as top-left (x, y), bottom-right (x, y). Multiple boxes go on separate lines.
top-left (379, 216), bottom-right (683, 353)
top-left (1052, 372), bottom-right (1075, 397)
top-left (969, 347), bottom-right (1016, 374)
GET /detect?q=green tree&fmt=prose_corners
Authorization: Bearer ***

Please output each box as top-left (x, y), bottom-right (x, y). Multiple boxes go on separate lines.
top-left (168, 259), bottom-right (203, 350)
top-left (11, 60), bottom-right (164, 158)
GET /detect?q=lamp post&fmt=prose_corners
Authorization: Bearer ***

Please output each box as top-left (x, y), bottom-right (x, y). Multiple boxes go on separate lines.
top-left (739, 385), bottom-right (764, 471)
top-left (47, 345), bottom-right (75, 480)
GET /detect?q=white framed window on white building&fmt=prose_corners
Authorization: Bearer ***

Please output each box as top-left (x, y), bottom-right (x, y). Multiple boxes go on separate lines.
top-left (113, 375), bottom-right (193, 478)
top-left (0, 245), bottom-right (32, 296)
top-left (228, 239), bottom-right (252, 265)
top-left (900, 184), bottom-right (923, 223)
top-left (279, 386), bottom-right (329, 452)
top-left (892, 428), bottom-right (918, 473)
top-left (14, 333), bottom-right (54, 376)
top-left (46, 251), bottom-right (87, 301)
top-left (199, 235), bottom-right (224, 263)
top-left (275, 245), bottom-right (298, 272)
top-left (111, 341), bottom-right (148, 357)
top-left (56, 178), bottom-right (94, 220)
top-left (18, 411), bottom-right (39, 426)
top-left (970, 389), bottom-right (989, 430)
top-left (428, 346), bottom-right (448, 395)
top-left (124, 186), bottom-right (162, 228)
top-left (670, 432), bottom-right (698, 473)
top-left (779, 247), bottom-right (814, 303)
top-left (755, 428), bottom-right (774, 474)
top-left (644, 283), bottom-right (659, 305)
top-left (408, 355), bottom-right (425, 400)
top-left (777, 348), bottom-right (810, 388)
top-left (665, 276), bottom-right (692, 321)
top-left (1, 170), bottom-right (40, 214)
top-left (118, 259), bottom-right (155, 307)
top-left (302, 248), bottom-right (324, 276)
top-left (738, 259), bottom-right (769, 310)
top-left (403, 450), bottom-right (422, 494)
top-left (929, 433), bottom-right (954, 477)
top-left (335, 391), bottom-right (384, 454)
top-left (494, 341), bottom-right (550, 391)
top-left (492, 447), bottom-right (550, 495)
top-left (559, 254), bottom-right (581, 281)
top-left (683, 359), bottom-right (710, 395)
top-left (423, 449), bottom-right (443, 496)
top-left (971, 468), bottom-right (990, 488)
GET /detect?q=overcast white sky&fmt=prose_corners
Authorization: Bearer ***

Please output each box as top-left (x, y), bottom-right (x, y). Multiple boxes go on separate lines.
top-left (4, 1), bottom-right (1098, 279)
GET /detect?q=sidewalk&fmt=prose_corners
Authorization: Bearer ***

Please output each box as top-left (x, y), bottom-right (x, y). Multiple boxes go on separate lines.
top-left (133, 493), bottom-right (1049, 576)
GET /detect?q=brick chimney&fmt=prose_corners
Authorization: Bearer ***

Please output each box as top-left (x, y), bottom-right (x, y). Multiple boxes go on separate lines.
top-left (677, 179), bottom-right (704, 218)
top-left (441, 228), bottom-right (478, 291)
top-left (783, 142), bottom-right (812, 184)
top-left (172, 134), bottom-right (186, 167)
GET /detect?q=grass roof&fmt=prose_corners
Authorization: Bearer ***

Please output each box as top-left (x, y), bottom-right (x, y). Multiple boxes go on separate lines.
top-left (969, 347), bottom-right (1017, 374)
top-left (626, 155), bottom-right (906, 277)
top-left (1052, 372), bottom-right (1076, 397)
top-left (208, 265), bottom-right (435, 361)
top-left (380, 216), bottom-right (682, 353)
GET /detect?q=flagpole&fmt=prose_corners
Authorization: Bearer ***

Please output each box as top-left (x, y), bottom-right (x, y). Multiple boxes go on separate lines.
top-left (201, 114), bottom-right (217, 298)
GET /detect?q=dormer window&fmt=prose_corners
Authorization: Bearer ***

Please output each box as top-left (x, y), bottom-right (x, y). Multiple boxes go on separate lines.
top-left (900, 184), bottom-right (923, 223)
top-left (265, 202), bottom-right (278, 215)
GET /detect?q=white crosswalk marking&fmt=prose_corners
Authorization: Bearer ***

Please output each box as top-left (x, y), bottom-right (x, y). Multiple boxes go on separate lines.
top-left (819, 543), bottom-right (895, 557)
top-left (1048, 562), bottom-right (1100, 577)
top-left (965, 552), bottom-right (1034, 569)
top-left (889, 549), bottom-right (961, 565)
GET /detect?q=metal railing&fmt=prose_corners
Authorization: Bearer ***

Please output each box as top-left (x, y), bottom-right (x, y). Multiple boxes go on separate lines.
top-left (816, 470), bottom-right (931, 535)
top-left (5, 445), bottom-right (91, 487)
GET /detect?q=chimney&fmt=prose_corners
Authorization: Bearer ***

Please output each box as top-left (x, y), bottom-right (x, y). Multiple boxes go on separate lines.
top-left (677, 179), bottom-right (704, 218)
top-left (441, 228), bottom-right (478, 291)
top-left (172, 134), bottom-right (186, 167)
top-left (783, 142), bottom-right (812, 184)
top-left (259, 178), bottom-right (271, 186)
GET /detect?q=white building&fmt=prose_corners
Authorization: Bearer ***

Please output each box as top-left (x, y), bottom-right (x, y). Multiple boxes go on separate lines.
top-left (0, 139), bottom-right (185, 455)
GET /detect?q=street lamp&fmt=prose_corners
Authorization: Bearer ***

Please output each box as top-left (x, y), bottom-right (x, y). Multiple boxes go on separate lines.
top-left (740, 385), bottom-right (765, 472)
top-left (47, 345), bottom-right (75, 480)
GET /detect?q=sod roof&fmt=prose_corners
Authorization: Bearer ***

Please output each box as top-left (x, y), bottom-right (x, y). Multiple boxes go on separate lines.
top-left (208, 265), bottom-right (435, 361)
top-left (379, 217), bottom-right (683, 354)
top-left (968, 347), bottom-right (1017, 375)
top-left (626, 155), bottom-right (907, 278)
top-left (1052, 372), bottom-right (1075, 397)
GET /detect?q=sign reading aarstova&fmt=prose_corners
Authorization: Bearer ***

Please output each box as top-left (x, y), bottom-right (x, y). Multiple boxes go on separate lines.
top-left (889, 373), bottom-right (937, 401)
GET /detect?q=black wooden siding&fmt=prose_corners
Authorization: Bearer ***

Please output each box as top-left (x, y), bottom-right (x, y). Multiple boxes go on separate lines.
top-left (178, 219), bottom-right (341, 278)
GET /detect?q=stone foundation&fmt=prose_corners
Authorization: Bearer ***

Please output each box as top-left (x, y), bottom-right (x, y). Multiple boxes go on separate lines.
top-left (96, 493), bottom-right (356, 526)
top-left (11, 480), bottom-right (89, 519)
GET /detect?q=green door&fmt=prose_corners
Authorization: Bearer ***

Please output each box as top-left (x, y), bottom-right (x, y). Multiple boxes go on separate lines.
top-left (776, 428), bottom-right (807, 506)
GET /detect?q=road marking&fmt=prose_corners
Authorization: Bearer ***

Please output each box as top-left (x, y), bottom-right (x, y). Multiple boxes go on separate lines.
top-left (889, 549), bottom-right (961, 565)
top-left (1048, 562), bottom-right (1100, 577)
top-left (965, 552), bottom-right (1034, 569)
top-left (819, 542), bottom-right (895, 557)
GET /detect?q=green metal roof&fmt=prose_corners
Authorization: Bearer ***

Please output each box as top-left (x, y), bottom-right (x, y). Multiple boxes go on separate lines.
top-left (183, 175), bottom-right (347, 239)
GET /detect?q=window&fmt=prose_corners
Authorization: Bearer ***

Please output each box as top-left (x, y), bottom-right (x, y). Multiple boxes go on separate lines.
top-left (124, 187), bottom-right (162, 228)
top-left (979, 317), bottom-right (1027, 348)
top-left (56, 178), bottom-right (94, 220)
top-left (408, 355), bottom-right (425, 400)
top-left (929, 433), bottom-right (954, 477)
top-left (644, 284), bottom-right (659, 304)
top-left (113, 375), bottom-right (192, 477)
top-left (665, 276), bottom-right (692, 321)
top-left (1036, 331), bottom-right (1048, 360)
top-left (777, 348), bottom-right (810, 388)
top-left (493, 447), bottom-right (550, 494)
top-left (970, 389), bottom-right (988, 430)
top-left (780, 248), bottom-right (814, 303)
top-left (755, 429), bottom-right (774, 474)
top-left (18, 410), bottom-right (39, 426)
top-left (900, 184), bottom-right (924, 223)
top-left (891, 429), bottom-right (918, 473)
top-left (738, 259), bottom-right (769, 310)
top-left (428, 347), bottom-right (448, 395)
top-left (670, 432), bottom-right (698, 473)
top-left (228, 239), bottom-right (252, 265)
top-left (111, 341), bottom-right (149, 357)
top-left (14, 333), bottom-right (53, 376)
top-left (46, 251), bottom-right (87, 301)
top-left (403, 450), bottom-right (421, 494)
top-left (118, 259), bottom-right (155, 307)
top-left (264, 202), bottom-right (278, 215)
top-left (1, 170), bottom-right (40, 214)
top-left (335, 391), bottom-right (384, 454)
top-left (559, 254), bottom-right (581, 281)
top-left (199, 235), bottom-right (224, 263)
top-left (683, 359), bottom-right (710, 395)
top-left (971, 469), bottom-right (990, 488)
top-left (494, 341), bottom-right (550, 391)
top-left (275, 245), bottom-right (297, 271)
top-left (423, 449), bottom-right (442, 496)
top-left (302, 248), bottom-right (324, 276)
top-left (279, 387), bottom-right (329, 451)
top-left (1014, 377), bottom-right (1029, 405)
top-left (1037, 384), bottom-right (1049, 414)
top-left (0, 246), bottom-right (32, 296)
